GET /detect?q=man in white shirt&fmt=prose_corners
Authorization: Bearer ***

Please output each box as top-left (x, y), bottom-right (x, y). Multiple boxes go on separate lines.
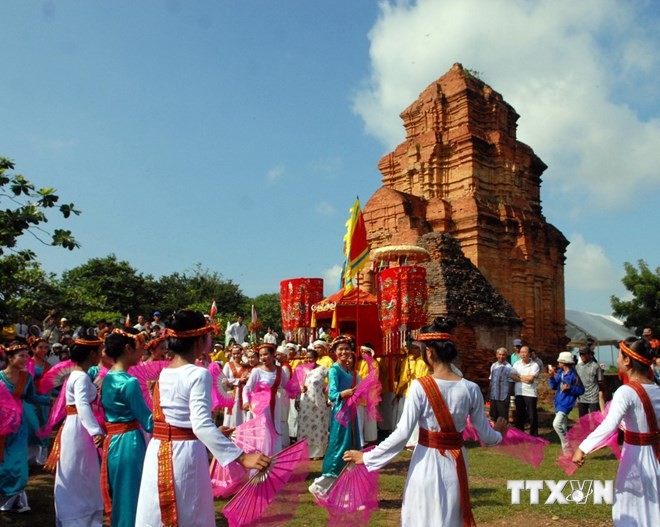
top-left (226, 315), bottom-right (248, 346)
top-left (510, 345), bottom-right (540, 436)
top-left (133, 315), bottom-right (147, 331)
top-left (263, 327), bottom-right (278, 345)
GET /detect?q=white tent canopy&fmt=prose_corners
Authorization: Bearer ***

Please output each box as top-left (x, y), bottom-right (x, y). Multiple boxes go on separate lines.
top-left (565, 309), bottom-right (635, 347)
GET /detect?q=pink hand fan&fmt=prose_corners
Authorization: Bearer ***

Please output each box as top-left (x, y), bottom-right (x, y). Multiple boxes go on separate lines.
top-left (463, 417), bottom-right (548, 468)
top-left (37, 379), bottom-right (68, 439)
top-left (38, 359), bottom-right (74, 393)
top-left (285, 363), bottom-right (314, 399)
top-left (492, 426), bottom-right (549, 468)
top-left (210, 415), bottom-right (277, 498)
top-left (0, 382), bottom-right (22, 435)
top-left (247, 381), bottom-right (273, 417)
top-left (232, 415), bottom-right (277, 456)
top-left (223, 439), bottom-right (310, 527)
top-left (208, 362), bottom-right (235, 409)
top-left (93, 366), bottom-right (109, 391)
top-left (211, 457), bottom-right (249, 498)
top-left (556, 403), bottom-right (621, 476)
top-left (335, 366), bottom-right (382, 427)
top-left (361, 355), bottom-right (383, 422)
top-left (128, 360), bottom-right (170, 410)
top-left (319, 448), bottom-right (379, 527)
top-left (26, 357), bottom-right (35, 377)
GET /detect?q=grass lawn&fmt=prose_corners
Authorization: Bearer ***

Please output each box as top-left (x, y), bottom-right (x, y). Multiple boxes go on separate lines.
top-left (6, 427), bottom-right (617, 527)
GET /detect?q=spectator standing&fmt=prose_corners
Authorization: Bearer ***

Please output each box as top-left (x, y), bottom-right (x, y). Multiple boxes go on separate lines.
top-left (575, 347), bottom-right (605, 416)
top-left (226, 315), bottom-right (248, 347)
top-left (510, 338), bottom-right (523, 365)
top-left (642, 327), bottom-right (660, 351)
top-left (133, 315), bottom-right (146, 332)
top-left (263, 327), bottom-right (279, 345)
top-left (14, 319), bottom-right (28, 341)
top-left (510, 346), bottom-right (540, 436)
top-left (151, 311), bottom-right (164, 330)
top-left (489, 348), bottom-right (513, 422)
top-left (548, 352), bottom-right (584, 452)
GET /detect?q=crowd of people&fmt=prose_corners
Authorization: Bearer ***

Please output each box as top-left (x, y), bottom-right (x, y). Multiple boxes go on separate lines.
top-left (0, 310), bottom-right (658, 526)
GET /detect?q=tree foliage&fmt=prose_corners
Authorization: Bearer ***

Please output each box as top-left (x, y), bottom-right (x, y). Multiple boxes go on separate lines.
top-left (611, 259), bottom-right (660, 334)
top-left (251, 293), bottom-right (282, 336)
top-left (158, 263), bottom-right (247, 317)
top-left (0, 157), bottom-right (80, 260)
top-left (0, 157), bottom-right (81, 322)
top-left (0, 255), bottom-right (60, 323)
top-left (58, 255), bottom-right (159, 322)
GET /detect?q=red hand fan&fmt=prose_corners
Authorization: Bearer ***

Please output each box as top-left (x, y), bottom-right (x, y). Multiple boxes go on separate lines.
top-left (223, 439), bottom-right (310, 527)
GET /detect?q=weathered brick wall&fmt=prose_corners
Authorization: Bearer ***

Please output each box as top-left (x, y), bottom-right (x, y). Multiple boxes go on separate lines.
top-left (363, 63), bottom-right (568, 359)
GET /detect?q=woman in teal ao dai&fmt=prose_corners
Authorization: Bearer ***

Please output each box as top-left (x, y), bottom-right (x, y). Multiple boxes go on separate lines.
top-left (309, 335), bottom-right (361, 497)
top-left (101, 329), bottom-right (153, 527)
top-left (0, 344), bottom-right (50, 512)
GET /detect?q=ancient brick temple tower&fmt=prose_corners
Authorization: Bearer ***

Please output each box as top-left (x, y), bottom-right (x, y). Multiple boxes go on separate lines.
top-left (363, 63), bottom-right (568, 356)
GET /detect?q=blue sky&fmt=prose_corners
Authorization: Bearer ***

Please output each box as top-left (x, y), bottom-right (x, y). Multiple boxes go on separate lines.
top-left (2, 0), bottom-right (659, 317)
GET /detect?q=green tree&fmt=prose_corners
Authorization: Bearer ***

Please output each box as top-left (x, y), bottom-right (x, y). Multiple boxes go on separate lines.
top-left (611, 259), bottom-right (660, 334)
top-left (250, 293), bottom-right (282, 336)
top-left (58, 255), bottom-right (159, 323)
top-left (0, 157), bottom-right (80, 260)
top-left (0, 157), bottom-right (80, 322)
top-left (158, 264), bottom-right (247, 317)
top-left (0, 255), bottom-right (60, 323)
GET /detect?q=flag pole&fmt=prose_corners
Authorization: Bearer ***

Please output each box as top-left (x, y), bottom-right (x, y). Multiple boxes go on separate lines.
top-left (356, 272), bottom-right (360, 355)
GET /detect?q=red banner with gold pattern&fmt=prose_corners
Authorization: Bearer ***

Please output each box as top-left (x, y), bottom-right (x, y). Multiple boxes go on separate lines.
top-left (376, 266), bottom-right (427, 331)
top-left (279, 278), bottom-right (324, 332)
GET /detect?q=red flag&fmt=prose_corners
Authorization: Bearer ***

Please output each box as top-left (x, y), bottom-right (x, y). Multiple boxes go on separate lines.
top-left (125, 313), bottom-right (131, 328)
top-left (210, 299), bottom-right (218, 318)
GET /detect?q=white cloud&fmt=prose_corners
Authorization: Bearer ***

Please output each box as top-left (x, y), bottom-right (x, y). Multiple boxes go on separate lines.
top-left (315, 201), bottom-right (337, 216)
top-left (353, 0), bottom-right (660, 206)
top-left (265, 164), bottom-right (285, 182)
top-left (322, 264), bottom-right (343, 295)
top-left (565, 233), bottom-right (618, 292)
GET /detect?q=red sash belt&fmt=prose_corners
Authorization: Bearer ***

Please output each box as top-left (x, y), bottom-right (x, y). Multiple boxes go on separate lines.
top-left (152, 381), bottom-right (198, 527)
top-left (418, 428), bottom-right (464, 451)
top-left (44, 405), bottom-right (78, 472)
top-left (101, 420), bottom-right (141, 518)
top-left (153, 422), bottom-right (196, 441)
top-left (626, 382), bottom-right (660, 462)
top-left (624, 430), bottom-right (659, 446)
top-left (418, 375), bottom-right (476, 527)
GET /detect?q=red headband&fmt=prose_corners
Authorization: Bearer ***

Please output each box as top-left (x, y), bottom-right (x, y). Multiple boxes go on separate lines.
top-left (620, 341), bottom-right (653, 366)
top-left (418, 332), bottom-right (453, 342)
top-left (73, 338), bottom-right (103, 347)
top-left (165, 323), bottom-right (217, 339)
top-left (145, 336), bottom-right (166, 350)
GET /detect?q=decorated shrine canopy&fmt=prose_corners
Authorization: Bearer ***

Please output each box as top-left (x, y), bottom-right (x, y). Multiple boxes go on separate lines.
top-left (311, 287), bottom-right (382, 354)
top-left (280, 278), bottom-right (324, 332)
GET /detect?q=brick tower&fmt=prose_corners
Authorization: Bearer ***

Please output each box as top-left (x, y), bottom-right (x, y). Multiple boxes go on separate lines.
top-left (363, 63), bottom-right (568, 356)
